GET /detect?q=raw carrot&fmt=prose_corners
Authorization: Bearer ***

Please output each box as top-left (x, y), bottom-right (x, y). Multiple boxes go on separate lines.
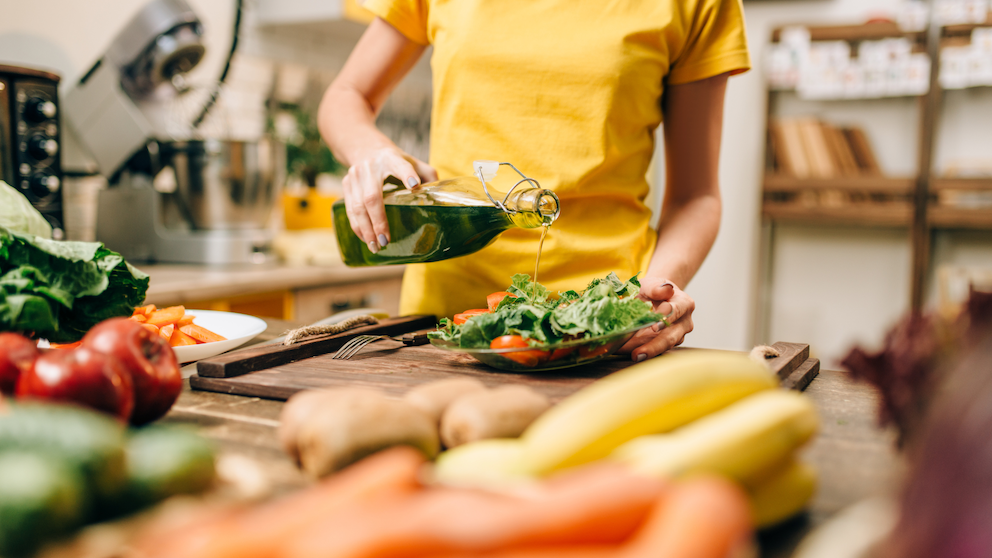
top-left (620, 475), bottom-right (753, 558)
top-left (177, 314), bottom-right (196, 327)
top-left (180, 323), bottom-right (227, 343)
top-left (129, 314), bottom-right (148, 323)
top-left (48, 341), bottom-right (82, 350)
top-left (169, 328), bottom-right (198, 347)
top-left (446, 546), bottom-right (618, 558)
top-left (146, 305), bottom-right (185, 327)
top-left (132, 304), bottom-right (156, 316)
top-left (159, 323), bottom-right (175, 341)
top-left (136, 447), bottom-right (426, 558)
top-left (140, 323), bottom-right (160, 335)
top-left (283, 463), bottom-right (665, 558)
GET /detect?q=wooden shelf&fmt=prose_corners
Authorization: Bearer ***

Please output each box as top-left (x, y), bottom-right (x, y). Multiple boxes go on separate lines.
top-left (763, 200), bottom-right (913, 227)
top-left (764, 175), bottom-right (916, 194)
top-left (929, 206), bottom-right (992, 229)
top-left (943, 17), bottom-right (992, 38)
top-left (771, 22), bottom-right (924, 43)
top-left (932, 177), bottom-right (992, 191)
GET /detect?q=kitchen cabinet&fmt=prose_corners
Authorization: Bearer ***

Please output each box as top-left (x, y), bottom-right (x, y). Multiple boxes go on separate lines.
top-left (141, 263), bottom-right (405, 321)
top-left (293, 276), bottom-right (403, 323)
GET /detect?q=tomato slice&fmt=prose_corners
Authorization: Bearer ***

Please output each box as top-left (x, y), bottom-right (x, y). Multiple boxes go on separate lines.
top-left (548, 347), bottom-right (576, 361)
top-left (453, 309), bottom-right (490, 325)
top-left (487, 292), bottom-right (517, 312)
top-left (578, 343), bottom-right (612, 360)
top-left (490, 335), bottom-right (550, 367)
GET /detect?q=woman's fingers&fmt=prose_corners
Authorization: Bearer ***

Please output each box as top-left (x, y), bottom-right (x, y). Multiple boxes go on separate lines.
top-left (343, 172), bottom-right (377, 250)
top-left (618, 282), bottom-right (696, 361)
top-left (639, 280), bottom-right (675, 304)
top-left (631, 311), bottom-right (694, 362)
top-left (365, 156), bottom-right (421, 248)
top-left (344, 149), bottom-right (427, 249)
top-left (412, 158), bottom-right (438, 183)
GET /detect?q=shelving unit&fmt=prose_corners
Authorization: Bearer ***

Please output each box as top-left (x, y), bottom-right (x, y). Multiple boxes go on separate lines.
top-left (761, 18), bottom-right (992, 314)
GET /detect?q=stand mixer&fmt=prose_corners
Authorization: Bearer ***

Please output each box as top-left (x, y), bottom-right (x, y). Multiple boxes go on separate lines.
top-left (63, 0), bottom-right (281, 265)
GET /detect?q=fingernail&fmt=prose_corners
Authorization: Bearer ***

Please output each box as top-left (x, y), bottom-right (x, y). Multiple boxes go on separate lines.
top-left (407, 176), bottom-right (419, 187)
top-left (367, 240), bottom-right (380, 254)
top-left (635, 353), bottom-right (648, 363)
top-left (378, 234), bottom-right (388, 247)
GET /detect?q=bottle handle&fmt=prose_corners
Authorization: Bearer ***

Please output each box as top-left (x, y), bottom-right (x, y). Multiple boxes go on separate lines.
top-left (473, 160), bottom-right (542, 214)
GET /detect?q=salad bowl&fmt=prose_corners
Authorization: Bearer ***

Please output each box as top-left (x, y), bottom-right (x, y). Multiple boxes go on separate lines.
top-left (429, 322), bottom-right (660, 372)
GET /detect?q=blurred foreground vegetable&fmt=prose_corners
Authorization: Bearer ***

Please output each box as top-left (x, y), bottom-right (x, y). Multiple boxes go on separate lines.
top-left (0, 402), bottom-right (216, 556)
top-left (838, 287), bottom-right (992, 557)
top-left (879, 321), bottom-right (992, 558)
top-left (130, 446), bottom-right (755, 558)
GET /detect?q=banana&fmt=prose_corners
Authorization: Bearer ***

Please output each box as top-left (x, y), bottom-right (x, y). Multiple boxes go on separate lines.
top-left (609, 389), bottom-right (818, 484)
top-left (518, 351), bottom-right (777, 473)
top-left (432, 438), bottom-right (530, 487)
top-left (749, 460), bottom-right (818, 528)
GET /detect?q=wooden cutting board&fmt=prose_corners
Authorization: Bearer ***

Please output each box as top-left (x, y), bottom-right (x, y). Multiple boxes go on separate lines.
top-left (190, 329), bottom-right (820, 402)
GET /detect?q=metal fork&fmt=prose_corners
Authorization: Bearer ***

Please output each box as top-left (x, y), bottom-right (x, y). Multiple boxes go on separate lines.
top-left (331, 332), bottom-right (430, 360)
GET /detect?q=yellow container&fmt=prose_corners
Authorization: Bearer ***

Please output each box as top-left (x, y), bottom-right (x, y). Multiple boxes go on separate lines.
top-left (283, 190), bottom-right (337, 230)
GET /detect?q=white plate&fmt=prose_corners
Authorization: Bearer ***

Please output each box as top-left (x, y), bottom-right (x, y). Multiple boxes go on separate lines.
top-left (171, 310), bottom-right (268, 364)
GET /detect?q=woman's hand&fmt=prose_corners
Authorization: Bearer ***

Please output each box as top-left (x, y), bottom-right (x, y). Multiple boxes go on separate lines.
top-left (342, 147), bottom-right (437, 252)
top-left (619, 277), bottom-right (695, 361)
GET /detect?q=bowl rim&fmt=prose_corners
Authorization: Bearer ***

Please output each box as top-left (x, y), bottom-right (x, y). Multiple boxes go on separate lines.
top-left (429, 321), bottom-right (661, 354)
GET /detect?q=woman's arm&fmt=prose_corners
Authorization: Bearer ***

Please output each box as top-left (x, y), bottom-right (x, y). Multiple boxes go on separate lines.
top-left (318, 18), bottom-right (437, 252)
top-left (649, 72), bottom-right (728, 285)
top-left (623, 72), bottom-right (730, 360)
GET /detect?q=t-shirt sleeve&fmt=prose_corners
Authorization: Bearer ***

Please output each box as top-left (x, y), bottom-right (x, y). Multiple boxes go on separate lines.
top-left (362, 0), bottom-right (431, 45)
top-left (667, 0), bottom-right (751, 85)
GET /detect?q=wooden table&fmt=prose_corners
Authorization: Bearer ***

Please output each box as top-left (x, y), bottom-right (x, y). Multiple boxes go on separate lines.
top-left (162, 320), bottom-right (904, 556)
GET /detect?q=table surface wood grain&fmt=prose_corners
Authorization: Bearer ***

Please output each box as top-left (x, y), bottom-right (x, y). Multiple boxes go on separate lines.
top-left (164, 319), bottom-right (903, 557)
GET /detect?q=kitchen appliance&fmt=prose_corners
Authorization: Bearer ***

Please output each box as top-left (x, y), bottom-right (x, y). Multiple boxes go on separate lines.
top-left (0, 64), bottom-right (64, 238)
top-left (63, 0), bottom-right (279, 265)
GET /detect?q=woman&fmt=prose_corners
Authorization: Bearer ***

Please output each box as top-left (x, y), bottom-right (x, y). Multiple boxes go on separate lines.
top-left (318, 0), bottom-right (750, 361)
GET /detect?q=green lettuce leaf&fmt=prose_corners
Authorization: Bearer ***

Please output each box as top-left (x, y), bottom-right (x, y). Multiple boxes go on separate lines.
top-left (0, 227), bottom-right (149, 342)
top-left (432, 273), bottom-right (661, 349)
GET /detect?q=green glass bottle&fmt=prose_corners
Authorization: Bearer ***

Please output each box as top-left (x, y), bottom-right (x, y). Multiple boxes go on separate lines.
top-left (333, 161), bottom-right (560, 267)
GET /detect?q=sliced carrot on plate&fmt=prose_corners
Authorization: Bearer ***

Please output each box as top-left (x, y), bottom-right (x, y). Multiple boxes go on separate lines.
top-left (170, 328), bottom-right (198, 347)
top-left (159, 323), bottom-right (175, 341)
top-left (133, 304), bottom-right (156, 316)
top-left (130, 314), bottom-right (148, 323)
top-left (141, 323), bottom-right (160, 335)
top-left (177, 314), bottom-right (196, 327)
top-left (180, 324), bottom-right (227, 343)
top-left (147, 306), bottom-right (185, 327)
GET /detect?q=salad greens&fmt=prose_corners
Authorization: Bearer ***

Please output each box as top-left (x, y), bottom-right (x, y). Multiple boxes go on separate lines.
top-left (432, 272), bottom-right (661, 348)
top-left (0, 227), bottom-right (149, 343)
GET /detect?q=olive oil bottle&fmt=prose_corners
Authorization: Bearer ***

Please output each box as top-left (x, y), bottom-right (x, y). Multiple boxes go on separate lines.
top-left (334, 162), bottom-right (560, 267)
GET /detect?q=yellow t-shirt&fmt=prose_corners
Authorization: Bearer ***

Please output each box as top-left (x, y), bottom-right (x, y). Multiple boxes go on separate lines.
top-left (362, 0), bottom-right (751, 319)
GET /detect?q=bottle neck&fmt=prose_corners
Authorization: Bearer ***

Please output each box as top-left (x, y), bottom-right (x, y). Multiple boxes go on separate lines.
top-left (505, 188), bottom-right (560, 228)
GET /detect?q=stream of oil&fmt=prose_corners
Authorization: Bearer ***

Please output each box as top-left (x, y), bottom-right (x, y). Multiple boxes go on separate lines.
top-left (533, 224), bottom-right (550, 298)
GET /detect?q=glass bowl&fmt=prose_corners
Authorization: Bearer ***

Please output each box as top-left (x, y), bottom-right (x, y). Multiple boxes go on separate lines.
top-left (429, 322), bottom-right (660, 372)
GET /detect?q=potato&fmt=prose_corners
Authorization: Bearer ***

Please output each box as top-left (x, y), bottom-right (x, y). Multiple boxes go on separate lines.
top-left (282, 387), bottom-right (439, 478)
top-left (279, 389), bottom-right (337, 466)
top-left (440, 385), bottom-right (552, 449)
top-left (403, 378), bottom-right (488, 425)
